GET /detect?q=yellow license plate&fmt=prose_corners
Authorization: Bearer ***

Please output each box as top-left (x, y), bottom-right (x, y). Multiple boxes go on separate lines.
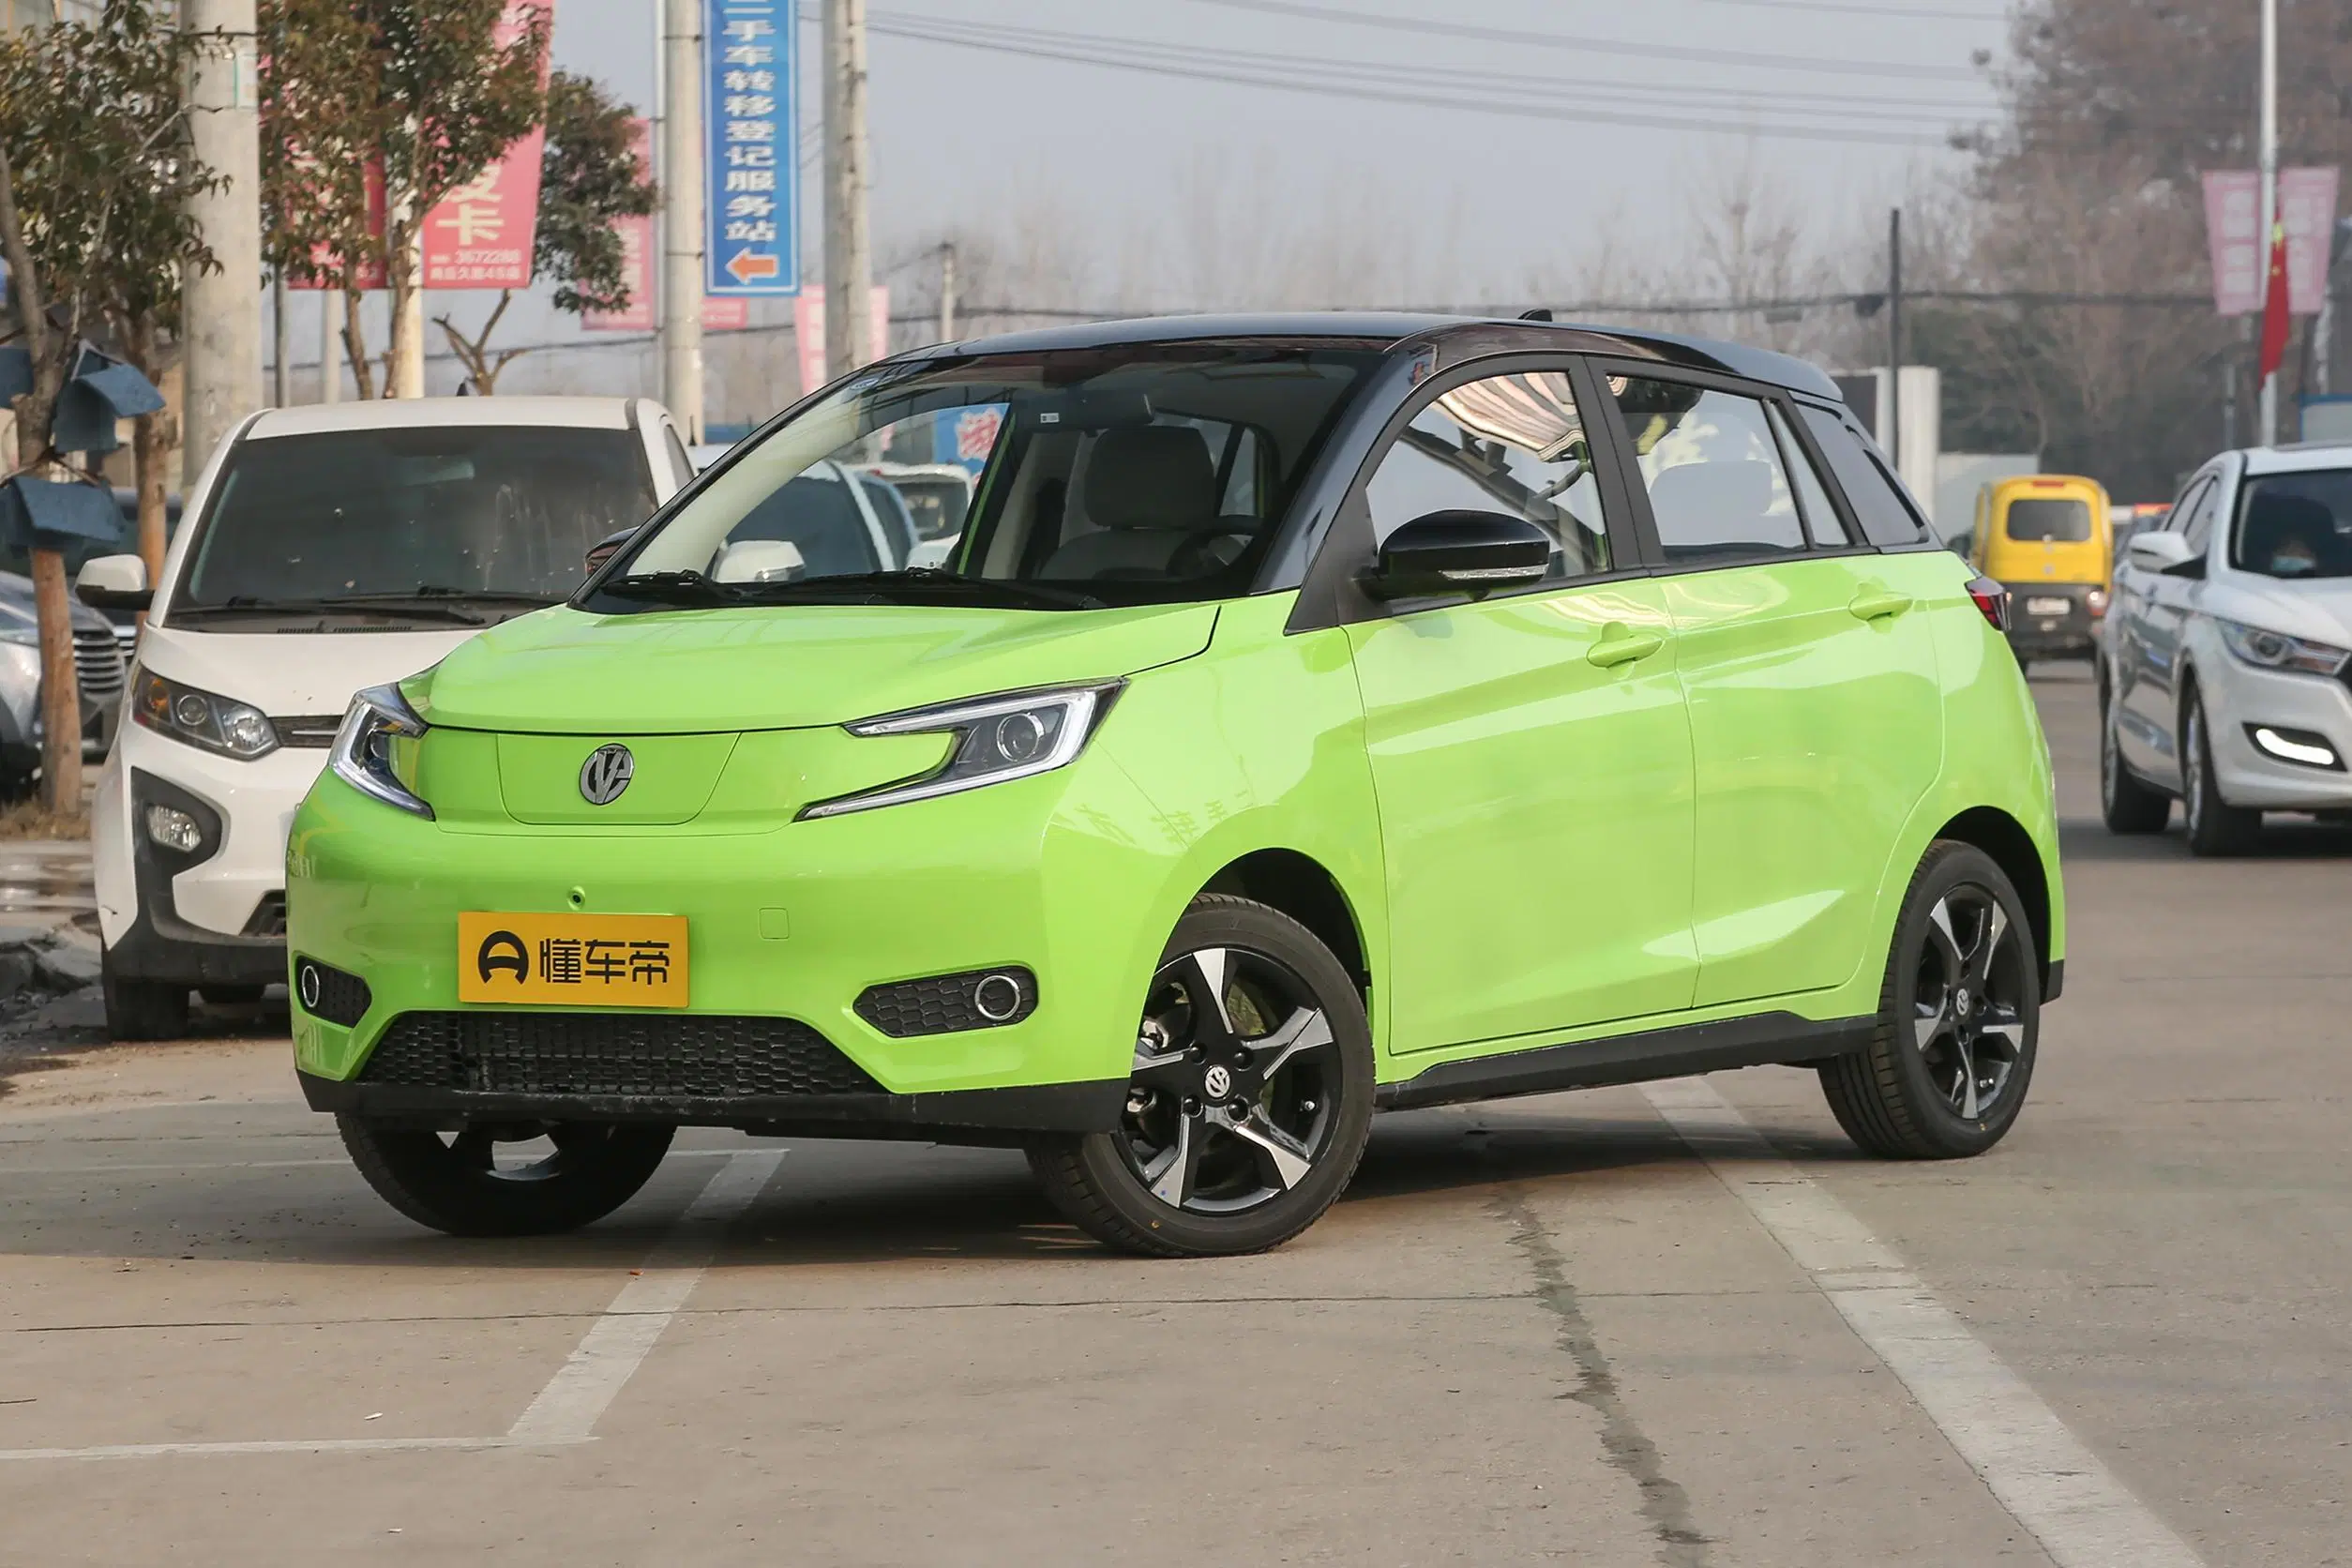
top-left (458, 912), bottom-right (689, 1008)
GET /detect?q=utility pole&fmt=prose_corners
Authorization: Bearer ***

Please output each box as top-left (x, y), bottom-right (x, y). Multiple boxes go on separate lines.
top-left (1887, 206), bottom-right (1903, 471)
top-left (181, 0), bottom-right (262, 489)
top-left (660, 0), bottom-right (704, 438)
top-left (270, 269), bottom-right (288, 406)
top-left (823, 0), bottom-right (872, 379)
top-left (2257, 0), bottom-right (2279, 445)
top-left (937, 242), bottom-right (957, 343)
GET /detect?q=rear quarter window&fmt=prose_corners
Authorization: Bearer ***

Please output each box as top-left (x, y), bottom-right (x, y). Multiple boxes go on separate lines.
top-left (1797, 404), bottom-right (1933, 547)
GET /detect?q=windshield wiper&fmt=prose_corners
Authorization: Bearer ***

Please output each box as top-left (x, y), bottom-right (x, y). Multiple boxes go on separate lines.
top-left (179, 595), bottom-right (495, 626)
top-left (730, 569), bottom-right (1105, 611)
top-left (334, 586), bottom-right (562, 606)
top-left (598, 571), bottom-right (741, 606)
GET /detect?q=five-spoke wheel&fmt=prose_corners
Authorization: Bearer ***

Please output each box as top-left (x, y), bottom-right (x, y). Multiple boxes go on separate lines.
top-left (1820, 842), bottom-right (2040, 1158)
top-left (1030, 895), bottom-right (1374, 1257)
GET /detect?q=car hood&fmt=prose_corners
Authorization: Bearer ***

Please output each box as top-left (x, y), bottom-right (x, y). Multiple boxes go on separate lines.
top-left (2207, 577), bottom-right (2352, 646)
top-left (410, 601), bottom-right (1224, 734)
top-left (136, 624), bottom-right (485, 715)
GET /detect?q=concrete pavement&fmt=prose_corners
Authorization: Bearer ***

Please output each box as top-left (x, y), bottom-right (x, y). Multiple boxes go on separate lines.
top-left (0, 666), bottom-right (2344, 1567)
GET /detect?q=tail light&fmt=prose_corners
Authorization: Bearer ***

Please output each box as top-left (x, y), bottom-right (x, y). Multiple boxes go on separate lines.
top-left (2086, 587), bottom-right (2110, 620)
top-left (1966, 575), bottom-right (2009, 631)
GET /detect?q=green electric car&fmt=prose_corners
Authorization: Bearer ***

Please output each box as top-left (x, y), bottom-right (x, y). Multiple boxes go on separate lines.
top-left (287, 314), bottom-right (2061, 1257)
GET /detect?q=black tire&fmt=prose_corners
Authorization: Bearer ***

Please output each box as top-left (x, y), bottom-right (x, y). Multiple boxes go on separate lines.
top-left (2181, 686), bottom-right (2262, 857)
top-left (199, 984), bottom-right (267, 1005)
top-left (101, 950), bottom-right (189, 1041)
top-left (2099, 677), bottom-right (2171, 834)
top-left (1027, 894), bottom-right (1374, 1258)
top-left (1819, 842), bottom-right (2040, 1159)
top-left (338, 1116), bottom-right (675, 1236)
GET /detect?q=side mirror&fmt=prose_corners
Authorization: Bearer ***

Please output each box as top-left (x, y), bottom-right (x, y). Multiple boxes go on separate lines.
top-left (710, 538), bottom-right (807, 584)
top-left (2125, 531), bottom-right (2195, 575)
top-left (1363, 510), bottom-right (1553, 601)
top-left (584, 526), bottom-right (638, 574)
top-left (75, 553), bottom-right (151, 611)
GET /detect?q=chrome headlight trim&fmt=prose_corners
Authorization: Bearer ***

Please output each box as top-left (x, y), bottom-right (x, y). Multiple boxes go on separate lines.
top-left (327, 684), bottom-right (434, 820)
top-left (799, 681), bottom-right (1123, 820)
top-left (2216, 618), bottom-right (2351, 678)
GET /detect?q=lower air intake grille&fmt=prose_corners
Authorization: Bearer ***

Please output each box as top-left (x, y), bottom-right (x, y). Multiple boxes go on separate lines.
top-left (359, 1012), bottom-right (885, 1098)
top-left (294, 957), bottom-right (371, 1028)
top-left (856, 967), bottom-right (1038, 1037)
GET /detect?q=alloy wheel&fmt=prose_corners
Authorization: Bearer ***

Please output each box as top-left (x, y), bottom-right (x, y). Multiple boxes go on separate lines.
top-left (2184, 705), bottom-right (2209, 833)
top-left (1909, 887), bottom-right (2029, 1121)
top-left (1118, 946), bottom-right (1340, 1214)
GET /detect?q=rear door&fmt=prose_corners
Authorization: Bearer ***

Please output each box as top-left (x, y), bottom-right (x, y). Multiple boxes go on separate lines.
top-left (1598, 373), bottom-right (1942, 1007)
top-left (1345, 359), bottom-right (1699, 1049)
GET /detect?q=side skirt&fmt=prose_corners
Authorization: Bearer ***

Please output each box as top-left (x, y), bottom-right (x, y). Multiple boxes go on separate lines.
top-left (1374, 1011), bottom-right (1875, 1113)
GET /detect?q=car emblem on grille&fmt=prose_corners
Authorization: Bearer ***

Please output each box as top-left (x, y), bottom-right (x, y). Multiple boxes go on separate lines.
top-left (579, 743), bottom-right (634, 806)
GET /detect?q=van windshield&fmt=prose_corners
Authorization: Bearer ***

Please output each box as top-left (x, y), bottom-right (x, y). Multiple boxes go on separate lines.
top-left (171, 425), bottom-right (656, 626)
top-left (2003, 497), bottom-right (2092, 541)
top-left (585, 339), bottom-right (1383, 612)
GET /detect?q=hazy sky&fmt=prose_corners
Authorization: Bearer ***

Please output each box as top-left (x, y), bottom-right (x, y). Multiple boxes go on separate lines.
top-left (377, 0), bottom-right (2016, 399)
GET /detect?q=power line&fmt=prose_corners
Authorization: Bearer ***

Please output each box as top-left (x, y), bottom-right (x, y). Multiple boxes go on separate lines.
top-left (1168, 0), bottom-right (1983, 82)
top-left (1693, 0), bottom-right (2009, 22)
top-left (864, 16), bottom-right (1960, 147)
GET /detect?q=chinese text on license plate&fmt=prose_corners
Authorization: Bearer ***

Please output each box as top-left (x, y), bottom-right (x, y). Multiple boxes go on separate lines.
top-left (458, 912), bottom-right (689, 1008)
top-left (2026, 596), bottom-right (2071, 616)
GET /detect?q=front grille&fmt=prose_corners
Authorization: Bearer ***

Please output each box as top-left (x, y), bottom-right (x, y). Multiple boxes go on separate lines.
top-left (245, 894), bottom-right (288, 939)
top-left (72, 626), bottom-right (124, 697)
top-left (294, 957), bottom-right (370, 1027)
top-left (856, 968), bottom-right (1038, 1037)
top-left (270, 715), bottom-right (342, 748)
top-left (359, 1012), bottom-right (885, 1098)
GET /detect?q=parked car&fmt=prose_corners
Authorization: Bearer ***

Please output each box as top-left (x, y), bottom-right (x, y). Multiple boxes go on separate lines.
top-left (0, 572), bottom-right (127, 801)
top-left (82, 396), bottom-right (694, 1039)
top-left (1966, 474), bottom-right (2113, 667)
top-left (860, 460), bottom-right (976, 567)
top-left (100, 487), bottom-right (183, 657)
top-left (287, 314), bottom-right (2062, 1256)
top-left (2101, 442), bottom-right (2352, 853)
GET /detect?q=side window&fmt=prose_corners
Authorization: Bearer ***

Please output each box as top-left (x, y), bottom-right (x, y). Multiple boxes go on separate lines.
top-left (2161, 477), bottom-right (2211, 534)
top-left (1767, 401), bottom-right (1852, 547)
top-left (2179, 479), bottom-right (2222, 557)
top-left (1363, 369), bottom-right (1612, 583)
top-left (1610, 377), bottom-right (1805, 561)
top-left (1797, 403), bottom-right (1934, 546)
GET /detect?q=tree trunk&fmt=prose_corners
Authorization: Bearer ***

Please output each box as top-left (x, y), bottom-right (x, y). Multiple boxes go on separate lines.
top-left (342, 283), bottom-right (378, 401)
top-left (386, 216), bottom-right (426, 399)
top-left (125, 314), bottom-right (175, 615)
top-left (30, 549), bottom-right (82, 813)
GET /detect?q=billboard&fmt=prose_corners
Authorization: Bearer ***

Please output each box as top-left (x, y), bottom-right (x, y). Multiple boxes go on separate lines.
top-left (705, 0), bottom-right (797, 297)
top-left (2202, 168), bottom-right (2339, 316)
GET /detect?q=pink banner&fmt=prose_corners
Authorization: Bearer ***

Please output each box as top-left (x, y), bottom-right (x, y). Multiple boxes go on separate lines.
top-left (2204, 166), bottom-right (2339, 316)
top-left (792, 284), bottom-right (891, 394)
top-left (422, 0), bottom-right (554, 291)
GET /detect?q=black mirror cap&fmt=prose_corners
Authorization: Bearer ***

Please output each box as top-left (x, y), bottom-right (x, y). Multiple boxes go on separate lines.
top-left (2160, 553), bottom-right (2208, 580)
top-left (585, 526), bottom-right (639, 574)
top-left (76, 583), bottom-right (153, 611)
top-left (1364, 509), bottom-right (1554, 600)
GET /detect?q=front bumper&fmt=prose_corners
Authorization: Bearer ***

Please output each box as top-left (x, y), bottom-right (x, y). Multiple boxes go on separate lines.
top-left (287, 747), bottom-right (1182, 1131)
top-left (2198, 649), bottom-right (2352, 810)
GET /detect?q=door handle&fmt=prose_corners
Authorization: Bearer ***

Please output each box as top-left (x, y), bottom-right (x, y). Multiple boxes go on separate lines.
top-left (1588, 623), bottom-right (1666, 668)
top-left (1848, 587), bottom-right (1913, 623)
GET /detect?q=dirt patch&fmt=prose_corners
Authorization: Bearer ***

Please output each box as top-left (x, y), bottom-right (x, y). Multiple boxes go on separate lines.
top-left (0, 988), bottom-right (295, 1115)
top-left (0, 799), bottom-right (89, 841)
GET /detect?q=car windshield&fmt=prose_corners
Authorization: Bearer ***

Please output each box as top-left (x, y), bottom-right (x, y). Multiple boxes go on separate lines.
top-left (587, 339), bottom-right (1383, 612)
top-left (2233, 471), bottom-right (2352, 580)
top-left (2003, 497), bottom-right (2092, 541)
top-left (172, 425), bottom-right (656, 625)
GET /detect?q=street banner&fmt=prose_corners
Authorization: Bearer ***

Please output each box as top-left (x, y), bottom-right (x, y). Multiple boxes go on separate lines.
top-left (705, 0), bottom-right (798, 296)
top-left (586, 120), bottom-right (758, 333)
top-left (792, 285), bottom-right (891, 394)
top-left (425, 0), bottom-right (555, 289)
top-left (2203, 167), bottom-right (2339, 316)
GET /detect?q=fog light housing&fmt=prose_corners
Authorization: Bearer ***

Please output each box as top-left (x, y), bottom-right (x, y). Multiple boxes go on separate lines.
top-left (143, 804), bottom-right (204, 853)
top-left (2245, 724), bottom-right (2344, 771)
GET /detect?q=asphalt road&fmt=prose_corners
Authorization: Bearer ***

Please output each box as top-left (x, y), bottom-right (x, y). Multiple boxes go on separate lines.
top-left (1, 664), bottom-right (2345, 1567)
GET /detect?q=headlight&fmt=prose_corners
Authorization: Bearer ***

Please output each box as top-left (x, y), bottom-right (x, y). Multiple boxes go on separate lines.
top-left (799, 682), bottom-right (1123, 820)
top-left (2216, 620), bottom-right (2351, 677)
top-left (130, 668), bottom-right (279, 759)
top-left (328, 684), bottom-right (434, 819)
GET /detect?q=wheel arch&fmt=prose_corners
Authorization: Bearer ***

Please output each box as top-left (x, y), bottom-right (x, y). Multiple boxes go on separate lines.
top-left (1933, 806), bottom-right (2052, 985)
top-left (1196, 848), bottom-right (1370, 996)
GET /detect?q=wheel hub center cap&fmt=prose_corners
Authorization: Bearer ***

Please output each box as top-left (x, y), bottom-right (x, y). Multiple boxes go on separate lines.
top-left (1957, 988), bottom-right (1974, 1017)
top-left (1202, 1064), bottom-right (1234, 1100)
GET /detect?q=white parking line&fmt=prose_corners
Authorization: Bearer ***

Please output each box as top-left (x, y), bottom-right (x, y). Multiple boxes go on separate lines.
top-left (0, 1148), bottom-right (783, 1462)
top-left (1641, 1078), bottom-right (2205, 1568)
top-left (505, 1149), bottom-right (783, 1442)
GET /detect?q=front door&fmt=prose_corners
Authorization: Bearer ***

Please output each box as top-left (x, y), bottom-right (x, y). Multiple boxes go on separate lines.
top-left (1346, 365), bottom-right (1698, 1052)
top-left (1604, 374), bottom-right (1941, 1006)
top-left (2117, 476), bottom-right (2219, 786)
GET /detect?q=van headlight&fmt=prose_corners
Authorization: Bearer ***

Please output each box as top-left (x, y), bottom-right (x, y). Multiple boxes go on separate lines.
top-left (130, 668), bottom-right (279, 759)
top-left (2217, 620), bottom-right (2351, 677)
top-left (799, 682), bottom-right (1123, 820)
top-left (328, 684), bottom-right (434, 819)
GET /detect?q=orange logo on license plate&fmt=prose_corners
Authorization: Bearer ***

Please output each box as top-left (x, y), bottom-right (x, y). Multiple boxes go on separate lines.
top-left (458, 912), bottom-right (690, 1008)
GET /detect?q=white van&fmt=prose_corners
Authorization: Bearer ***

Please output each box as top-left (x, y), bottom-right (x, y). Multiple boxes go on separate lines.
top-left (79, 397), bottom-right (693, 1038)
